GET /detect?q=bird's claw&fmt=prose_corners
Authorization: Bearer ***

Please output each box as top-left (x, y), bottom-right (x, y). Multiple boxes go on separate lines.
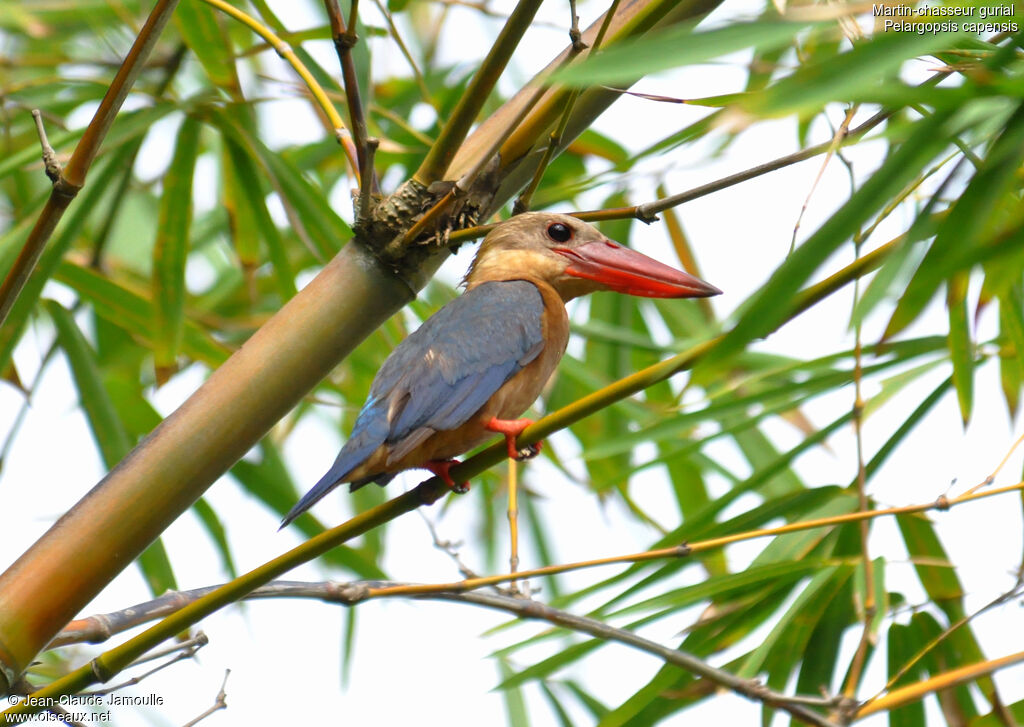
top-left (514, 442), bottom-right (542, 461)
top-left (424, 459), bottom-right (470, 493)
top-left (486, 417), bottom-right (542, 462)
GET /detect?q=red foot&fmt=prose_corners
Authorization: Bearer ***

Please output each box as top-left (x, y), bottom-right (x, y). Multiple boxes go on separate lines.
top-left (424, 459), bottom-right (469, 493)
top-left (485, 417), bottom-right (543, 461)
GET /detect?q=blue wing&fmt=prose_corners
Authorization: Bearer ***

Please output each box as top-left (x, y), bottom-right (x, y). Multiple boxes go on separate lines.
top-left (281, 280), bottom-right (545, 526)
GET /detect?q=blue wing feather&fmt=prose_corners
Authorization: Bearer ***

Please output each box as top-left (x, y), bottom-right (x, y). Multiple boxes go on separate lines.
top-left (281, 280), bottom-right (545, 527)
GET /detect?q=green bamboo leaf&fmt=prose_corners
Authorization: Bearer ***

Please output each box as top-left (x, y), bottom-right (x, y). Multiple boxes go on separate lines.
top-left (0, 150), bottom-right (129, 373)
top-left (703, 107), bottom-right (957, 368)
top-left (887, 621), bottom-right (928, 727)
top-left (909, 611), bottom-right (979, 722)
top-left (794, 573), bottom-right (855, 702)
top-left (174, 1), bottom-right (239, 91)
top-left (207, 109), bottom-right (350, 258)
top-left (54, 261), bottom-right (231, 367)
top-left (553, 21), bottom-right (809, 86)
top-left (222, 144), bottom-right (261, 269)
top-left (44, 300), bottom-right (132, 466)
top-left (886, 101), bottom-right (1024, 338)
top-left (538, 682), bottom-right (575, 727)
top-left (946, 273), bottom-right (974, 424)
top-left (970, 699), bottom-right (1024, 727)
top-left (191, 497), bottom-right (237, 579)
top-left (736, 565), bottom-right (853, 680)
top-left (743, 28), bottom-right (966, 117)
top-left (607, 561), bottom-right (818, 619)
top-left (222, 137), bottom-right (297, 299)
top-left (563, 681), bottom-right (609, 720)
top-left (863, 376), bottom-right (953, 484)
top-left (152, 115), bottom-right (201, 376)
top-left (497, 657), bottom-right (530, 727)
top-left (997, 287), bottom-right (1024, 417)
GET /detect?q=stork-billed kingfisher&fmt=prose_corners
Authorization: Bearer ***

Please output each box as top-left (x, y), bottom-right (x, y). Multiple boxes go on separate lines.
top-left (281, 212), bottom-right (720, 527)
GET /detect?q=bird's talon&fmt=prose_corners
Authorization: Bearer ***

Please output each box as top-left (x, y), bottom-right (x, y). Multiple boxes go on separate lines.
top-left (424, 459), bottom-right (470, 493)
top-left (514, 442), bottom-right (542, 461)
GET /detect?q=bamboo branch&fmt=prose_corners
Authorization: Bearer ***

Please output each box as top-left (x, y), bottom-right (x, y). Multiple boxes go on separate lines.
top-left (199, 0), bottom-right (359, 180)
top-left (323, 0), bottom-right (375, 192)
top-left (855, 650), bottom-right (1024, 719)
top-left (414, 0), bottom-right (546, 184)
top-left (0, 0), bottom-right (180, 329)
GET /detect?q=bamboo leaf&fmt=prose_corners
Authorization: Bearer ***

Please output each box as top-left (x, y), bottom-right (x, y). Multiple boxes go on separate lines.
top-left (553, 21), bottom-right (809, 86)
top-left (886, 100), bottom-right (1024, 338)
top-left (152, 115), bottom-right (202, 378)
top-left (703, 107), bottom-right (958, 368)
top-left (174, 1), bottom-right (239, 91)
top-left (946, 273), bottom-right (974, 424)
top-left (54, 261), bottom-right (232, 367)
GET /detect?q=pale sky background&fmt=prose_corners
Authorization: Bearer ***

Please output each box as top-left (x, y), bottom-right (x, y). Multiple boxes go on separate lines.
top-left (1, 0), bottom-right (1022, 725)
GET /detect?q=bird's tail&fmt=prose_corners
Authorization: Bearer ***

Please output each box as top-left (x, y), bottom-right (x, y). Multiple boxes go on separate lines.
top-left (279, 434), bottom-right (382, 529)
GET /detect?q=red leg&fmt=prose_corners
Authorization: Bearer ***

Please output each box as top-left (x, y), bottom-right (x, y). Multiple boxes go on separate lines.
top-left (485, 417), bottom-right (542, 461)
top-left (424, 459), bottom-right (469, 493)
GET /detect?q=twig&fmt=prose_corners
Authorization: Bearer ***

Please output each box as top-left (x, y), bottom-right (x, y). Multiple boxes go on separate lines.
top-left (841, 103), bottom-right (875, 700)
top-left (417, 510), bottom-right (480, 580)
top-left (790, 105), bottom-right (858, 255)
top-left (871, 571), bottom-right (1024, 704)
top-left (568, 0), bottom-right (586, 52)
top-left (52, 471), bottom-right (1024, 648)
top-left (507, 458), bottom-right (521, 593)
top-left (429, 590), bottom-right (840, 727)
top-left (514, 0), bottom-right (615, 213)
top-left (856, 649), bottom-right (1024, 719)
top-left (88, 633), bottom-right (208, 696)
top-left (323, 0), bottom-right (376, 193)
top-left (181, 669), bottom-right (230, 727)
top-left (31, 109), bottom-right (62, 182)
top-left (371, 0), bottom-right (433, 105)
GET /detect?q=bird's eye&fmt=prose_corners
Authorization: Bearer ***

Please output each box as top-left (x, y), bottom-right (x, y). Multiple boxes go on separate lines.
top-left (546, 223), bottom-right (573, 243)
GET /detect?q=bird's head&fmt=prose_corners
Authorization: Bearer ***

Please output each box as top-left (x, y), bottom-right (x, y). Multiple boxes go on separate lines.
top-left (463, 212), bottom-right (721, 302)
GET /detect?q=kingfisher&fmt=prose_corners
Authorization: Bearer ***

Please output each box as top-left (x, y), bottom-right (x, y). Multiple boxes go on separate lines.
top-left (281, 212), bottom-right (719, 527)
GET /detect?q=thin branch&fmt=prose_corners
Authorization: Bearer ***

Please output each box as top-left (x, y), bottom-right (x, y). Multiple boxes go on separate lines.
top-left (414, 0), bottom-right (546, 184)
top-left (856, 649), bottom-right (1024, 720)
top-left (371, 0), bottom-right (433, 104)
top-left (841, 105), bottom-right (876, 701)
top-left (0, 0), bottom-right (181, 328)
top-left (430, 591), bottom-right (840, 727)
top-left (31, 109), bottom-right (62, 182)
top-left (181, 669), bottom-right (230, 727)
top-left (872, 571), bottom-right (1024, 704)
top-left (53, 473), bottom-right (1024, 648)
top-left (86, 633), bottom-right (208, 697)
top-left (323, 0), bottom-right (376, 193)
top-left (356, 137), bottom-right (380, 225)
top-left (514, 0), bottom-right (618, 213)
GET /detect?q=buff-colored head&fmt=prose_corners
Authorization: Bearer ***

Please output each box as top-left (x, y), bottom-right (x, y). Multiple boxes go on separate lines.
top-left (464, 212), bottom-right (720, 302)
